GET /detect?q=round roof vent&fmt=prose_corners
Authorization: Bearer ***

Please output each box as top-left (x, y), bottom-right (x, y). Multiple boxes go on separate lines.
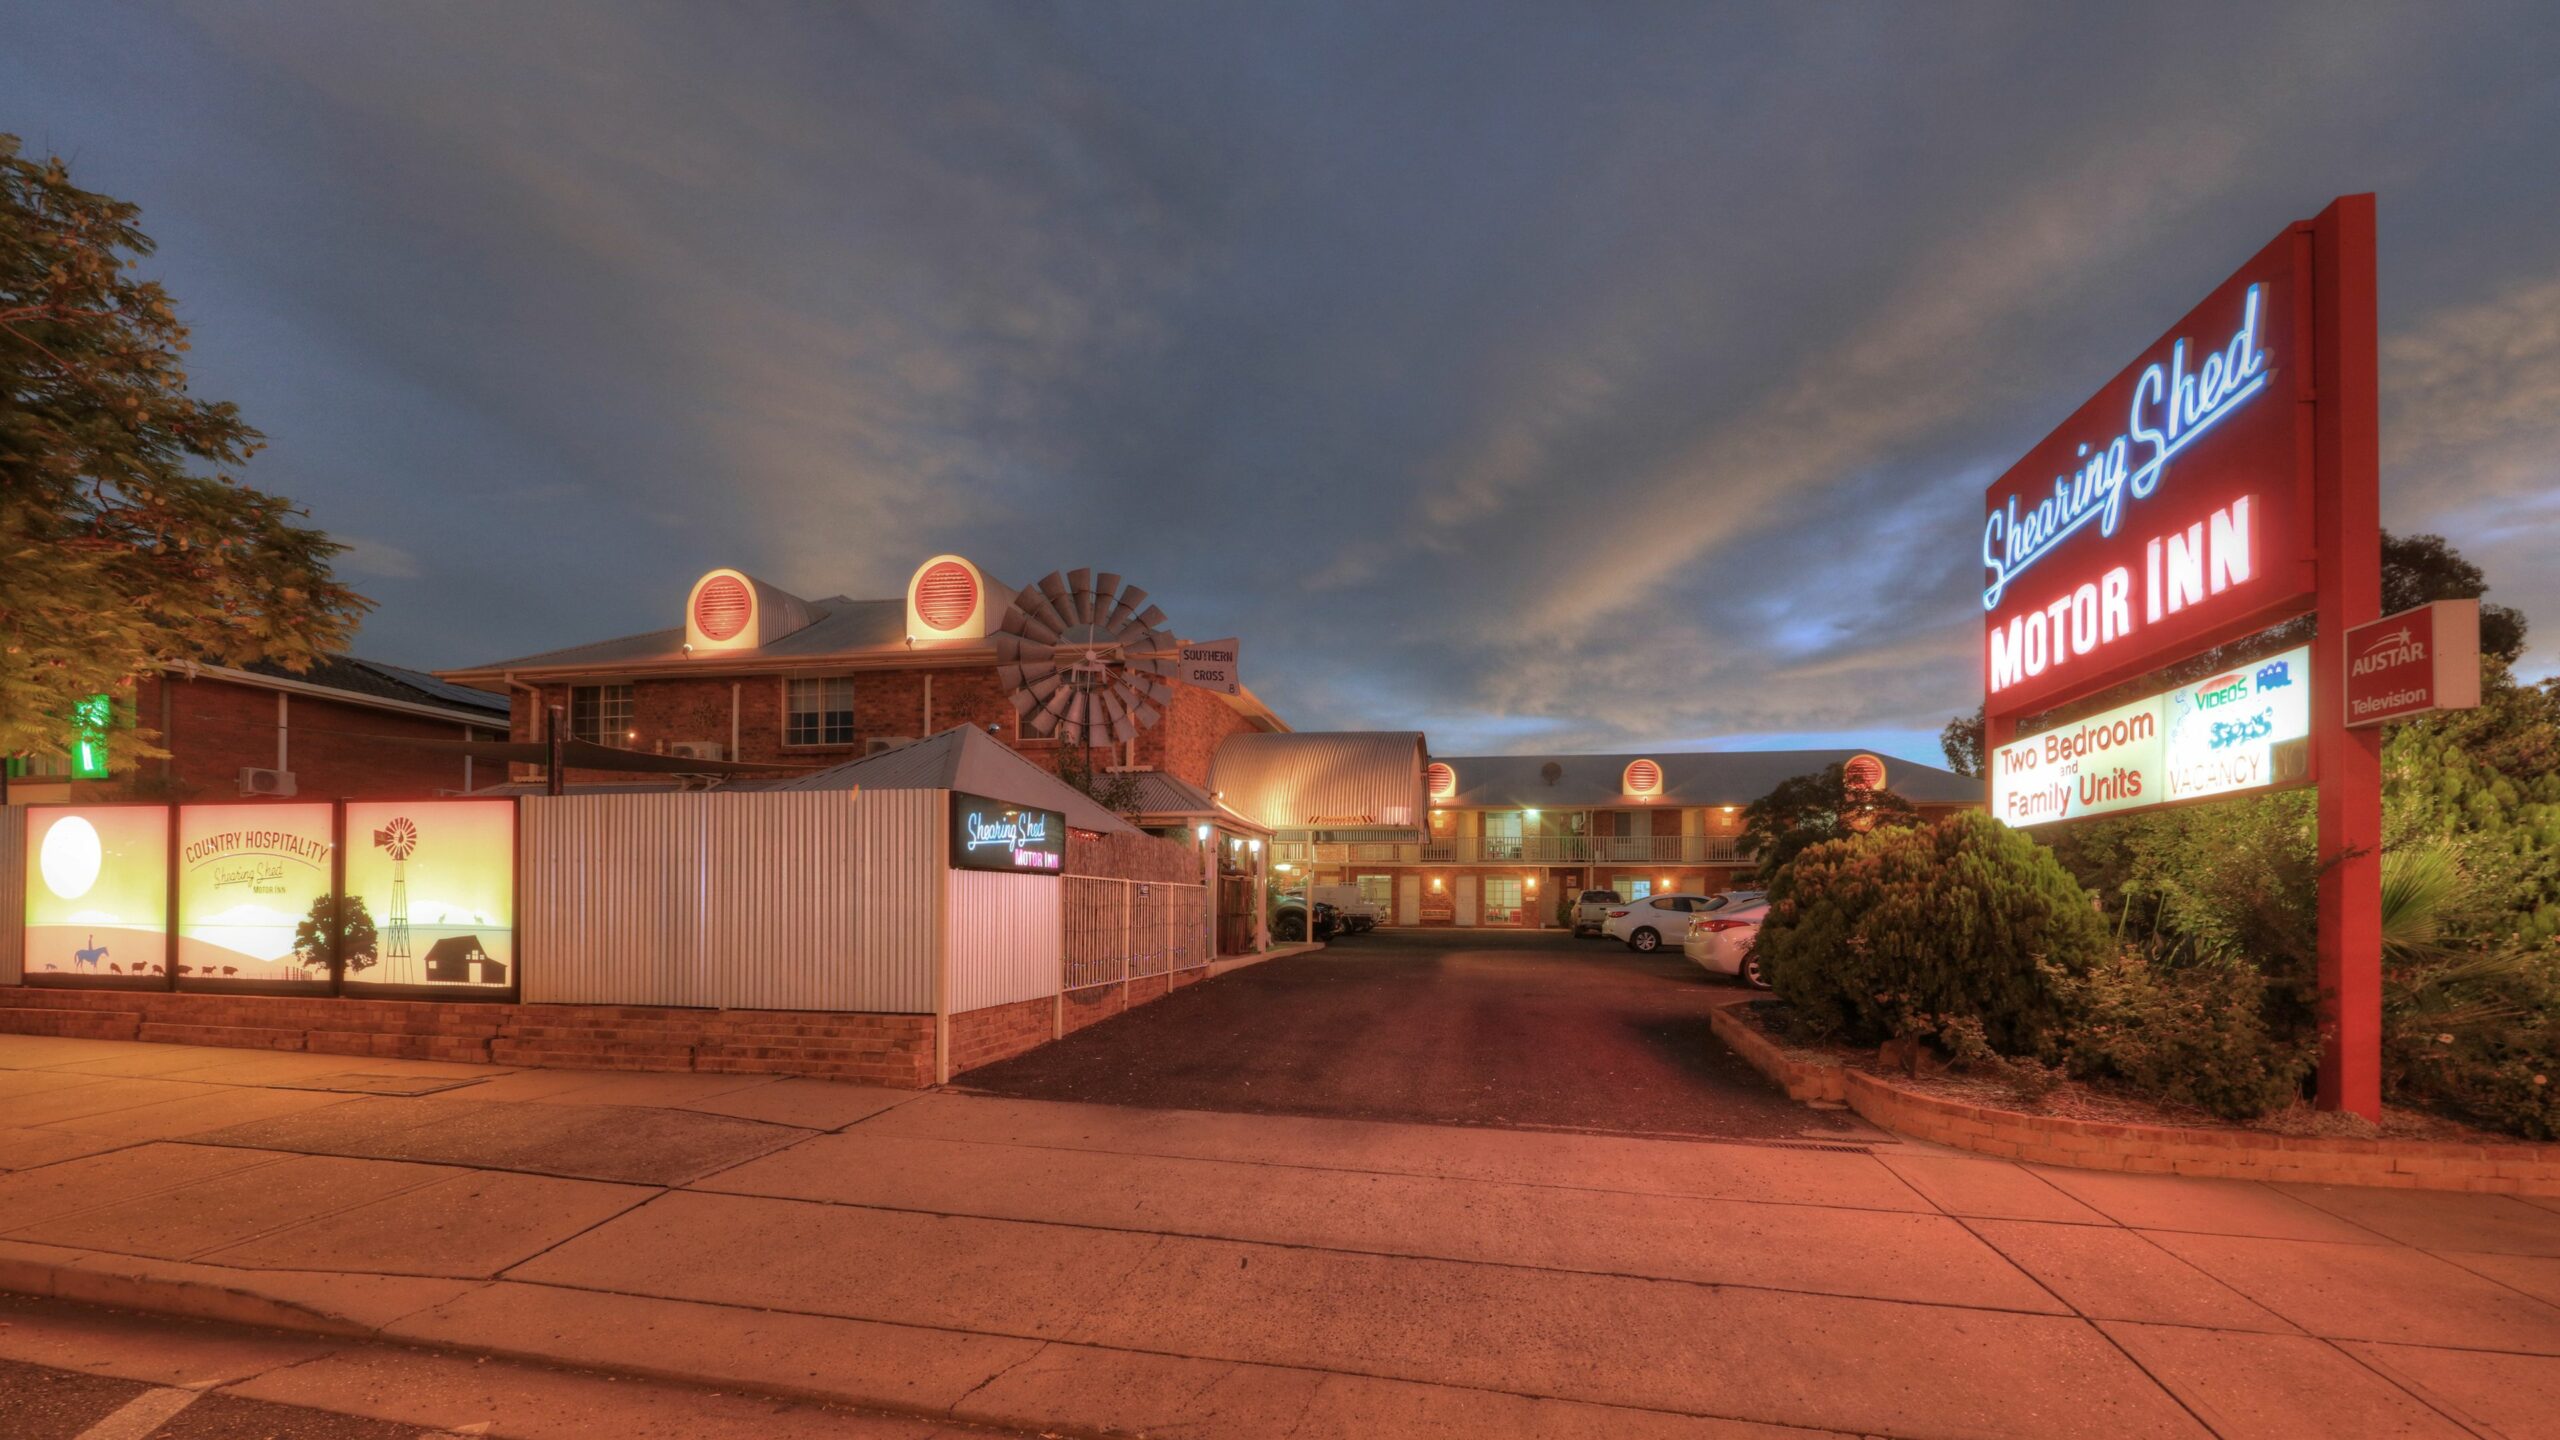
top-left (1623, 758), bottom-right (1662, 797)
top-left (1844, 754), bottom-right (1889, 793)
top-left (914, 560), bottom-right (979, 632)
top-left (1426, 762), bottom-right (1457, 800)
top-left (692, 575), bottom-right (752, 641)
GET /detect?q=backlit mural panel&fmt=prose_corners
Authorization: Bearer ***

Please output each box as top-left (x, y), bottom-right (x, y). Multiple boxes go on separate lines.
top-left (175, 803), bottom-right (336, 985)
top-left (341, 800), bottom-right (515, 989)
top-left (23, 807), bottom-right (168, 982)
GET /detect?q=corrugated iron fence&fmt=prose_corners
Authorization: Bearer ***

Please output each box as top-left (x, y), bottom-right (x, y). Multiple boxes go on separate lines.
top-left (521, 788), bottom-right (941, 1011)
top-left (1063, 875), bottom-right (1210, 993)
top-left (0, 809), bottom-right (22, 985)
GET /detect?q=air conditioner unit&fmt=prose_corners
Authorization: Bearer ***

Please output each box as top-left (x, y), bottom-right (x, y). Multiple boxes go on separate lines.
top-left (866, 736), bottom-right (917, 756)
top-left (667, 741), bottom-right (725, 762)
top-left (238, 767), bottom-right (298, 797)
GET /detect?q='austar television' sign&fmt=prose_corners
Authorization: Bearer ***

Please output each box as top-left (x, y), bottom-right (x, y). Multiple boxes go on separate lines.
top-left (1983, 228), bottom-right (2318, 716)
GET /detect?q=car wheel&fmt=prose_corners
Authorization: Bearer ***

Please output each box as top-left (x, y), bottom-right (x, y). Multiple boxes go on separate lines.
top-left (1629, 927), bottom-right (1660, 953)
top-left (1739, 953), bottom-right (1772, 991)
top-left (1276, 915), bottom-right (1303, 942)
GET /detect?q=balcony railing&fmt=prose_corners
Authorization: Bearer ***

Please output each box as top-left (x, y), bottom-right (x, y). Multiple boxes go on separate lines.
top-left (1415, 836), bottom-right (1745, 865)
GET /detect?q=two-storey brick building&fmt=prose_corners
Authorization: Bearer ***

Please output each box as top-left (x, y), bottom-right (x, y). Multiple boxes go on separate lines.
top-left (3, 657), bottom-right (511, 806)
top-left (435, 555), bottom-right (1287, 792)
top-left (1216, 746), bottom-right (1979, 929)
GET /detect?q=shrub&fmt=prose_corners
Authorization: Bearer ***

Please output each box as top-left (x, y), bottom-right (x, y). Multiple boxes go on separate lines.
top-left (2057, 947), bottom-right (2314, 1120)
top-left (1762, 811), bottom-right (2112, 1055)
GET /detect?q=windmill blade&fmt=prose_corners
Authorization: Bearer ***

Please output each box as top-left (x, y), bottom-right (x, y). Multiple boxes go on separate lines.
top-left (992, 632), bottom-right (1022, 664)
top-left (1102, 583), bottom-right (1143, 633)
top-left (1064, 569), bottom-right (1094, 627)
top-left (1009, 585), bottom-right (1064, 645)
top-left (1135, 604), bottom-right (1167, 631)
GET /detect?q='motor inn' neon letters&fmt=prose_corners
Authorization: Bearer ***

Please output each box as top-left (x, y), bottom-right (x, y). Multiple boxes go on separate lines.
top-left (1981, 284), bottom-right (2269, 612)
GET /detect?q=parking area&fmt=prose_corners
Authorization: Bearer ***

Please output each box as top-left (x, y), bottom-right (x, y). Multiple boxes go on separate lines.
top-left (955, 928), bottom-right (1884, 1141)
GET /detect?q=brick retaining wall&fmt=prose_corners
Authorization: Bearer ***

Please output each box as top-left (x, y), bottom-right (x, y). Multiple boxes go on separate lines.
top-left (0, 988), bottom-right (933, 1087)
top-left (1710, 1002), bottom-right (2560, 1195)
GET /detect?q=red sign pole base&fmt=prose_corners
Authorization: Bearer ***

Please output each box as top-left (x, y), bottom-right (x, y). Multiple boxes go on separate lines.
top-left (2311, 195), bottom-right (2383, 1120)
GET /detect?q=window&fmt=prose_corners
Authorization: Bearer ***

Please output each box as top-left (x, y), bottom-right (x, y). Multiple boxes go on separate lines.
top-left (1356, 874), bottom-right (1393, 909)
top-left (1481, 811), bottom-right (1523, 860)
top-left (1616, 875), bottom-right (1650, 900)
top-left (1481, 877), bottom-right (1523, 923)
top-left (785, 677), bottom-right (856, 746)
top-left (568, 684), bottom-right (634, 744)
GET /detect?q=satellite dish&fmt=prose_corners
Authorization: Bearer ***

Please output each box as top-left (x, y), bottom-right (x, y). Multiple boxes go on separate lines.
top-left (993, 570), bottom-right (1178, 745)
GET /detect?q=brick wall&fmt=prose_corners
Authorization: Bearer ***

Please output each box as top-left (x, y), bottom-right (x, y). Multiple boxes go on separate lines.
top-left (0, 988), bottom-right (935, 1087)
top-left (947, 995), bottom-right (1053, 1075)
top-left (1138, 687), bottom-right (1261, 789)
top-left (1060, 981), bottom-right (1128, 1035)
top-left (1709, 1004), bottom-right (2560, 1196)
top-left (86, 674), bottom-right (501, 802)
top-left (509, 666), bottom-right (1031, 785)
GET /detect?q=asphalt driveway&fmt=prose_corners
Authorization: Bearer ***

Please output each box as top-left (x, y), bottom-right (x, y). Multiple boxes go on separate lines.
top-left (954, 928), bottom-right (1883, 1141)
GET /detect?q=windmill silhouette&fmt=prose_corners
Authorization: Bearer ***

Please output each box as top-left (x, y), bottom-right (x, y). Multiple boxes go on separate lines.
top-left (372, 816), bottom-right (417, 960)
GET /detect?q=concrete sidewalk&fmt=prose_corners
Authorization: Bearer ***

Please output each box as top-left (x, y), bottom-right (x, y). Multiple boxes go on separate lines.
top-left (2, 1033), bottom-right (2558, 1438)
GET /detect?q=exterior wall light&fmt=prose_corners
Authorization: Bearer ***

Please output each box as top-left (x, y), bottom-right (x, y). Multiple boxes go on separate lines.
top-left (1523, 808), bottom-right (1540, 820)
top-left (1249, 839), bottom-right (1262, 853)
top-left (1196, 824), bottom-right (1211, 842)
top-left (1525, 875), bottom-right (1538, 891)
top-left (1430, 876), bottom-right (1444, 891)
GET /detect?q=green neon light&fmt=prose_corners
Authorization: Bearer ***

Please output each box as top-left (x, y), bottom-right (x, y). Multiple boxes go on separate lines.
top-left (70, 694), bottom-right (111, 779)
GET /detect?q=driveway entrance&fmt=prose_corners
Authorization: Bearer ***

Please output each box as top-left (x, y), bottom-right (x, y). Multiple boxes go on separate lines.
top-left (955, 928), bottom-right (1881, 1141)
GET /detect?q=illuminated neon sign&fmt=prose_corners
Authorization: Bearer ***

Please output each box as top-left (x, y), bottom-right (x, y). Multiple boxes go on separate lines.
top-left (70, 694), bottom-right (111, 779)
top-left (1989, 644), bottom-right (2312, 827)
top-left (948, 791), bottom-right (1066, 874)
top-left (1982, 286), bottom-right (2268, 612)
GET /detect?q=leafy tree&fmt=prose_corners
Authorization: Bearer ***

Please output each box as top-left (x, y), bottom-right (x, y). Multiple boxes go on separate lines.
top-left (1739, 761), bottom-right (1919, 880)
top-left (2383, 532), bottom-right (2527, 666)
top-left (1940, 706), bottom-right (1985, 778)
top-left (290, 893), bottom-right (378, 974)
top-left (1051, 742), bottom-right (1144, 821)
top-left (1, 135), bottom-right (366, 766)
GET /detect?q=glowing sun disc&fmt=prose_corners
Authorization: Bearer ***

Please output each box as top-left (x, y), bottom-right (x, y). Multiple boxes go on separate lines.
top-left (39, 816), bottom-right (103, 901)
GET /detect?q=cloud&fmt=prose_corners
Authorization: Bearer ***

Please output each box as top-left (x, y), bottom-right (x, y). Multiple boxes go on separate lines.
top-left (8, 0), bottom-right (2555, 727)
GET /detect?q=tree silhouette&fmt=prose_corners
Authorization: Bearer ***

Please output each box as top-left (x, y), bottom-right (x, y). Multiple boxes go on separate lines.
top-left (290, 894), bottom-right (378, 974)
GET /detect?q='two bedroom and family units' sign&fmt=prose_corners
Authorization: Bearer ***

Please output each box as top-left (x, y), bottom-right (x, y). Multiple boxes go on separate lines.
top-left (22, 800), bottom-right (516, 991)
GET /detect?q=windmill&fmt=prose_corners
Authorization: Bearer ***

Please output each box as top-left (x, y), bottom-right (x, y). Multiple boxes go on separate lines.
top-left (993, 570), bottom-right (1181, 745)
top-left (372, 816), bottom-right (417, 960)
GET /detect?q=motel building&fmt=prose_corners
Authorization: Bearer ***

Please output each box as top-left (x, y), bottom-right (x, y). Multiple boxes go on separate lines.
top-left (1209, 744), bottom-right (1980, 930)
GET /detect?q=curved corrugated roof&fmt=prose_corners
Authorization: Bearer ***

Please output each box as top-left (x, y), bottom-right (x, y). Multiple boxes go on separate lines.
top-left (1209, 731), bottom-right (1428, 836)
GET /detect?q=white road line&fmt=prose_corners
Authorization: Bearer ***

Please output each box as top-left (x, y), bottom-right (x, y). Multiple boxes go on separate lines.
top-left (75, 1383), bottom-right (203, 1440)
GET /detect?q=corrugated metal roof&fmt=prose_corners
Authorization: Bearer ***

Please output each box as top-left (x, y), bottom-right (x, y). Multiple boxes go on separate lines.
top-left (1125, 771), bottom-right (1272, 835)
top-left (758, 726), bottom-right (1139, 836)
top-left (1430, 750), bottom-right (1979, 808)
top-left (1209, 731), bottom-right (1428, 836)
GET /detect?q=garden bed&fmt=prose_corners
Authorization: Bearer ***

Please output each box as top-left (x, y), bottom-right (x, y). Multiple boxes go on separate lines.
top-left (1712, 999), bottom-right (2560, 1195)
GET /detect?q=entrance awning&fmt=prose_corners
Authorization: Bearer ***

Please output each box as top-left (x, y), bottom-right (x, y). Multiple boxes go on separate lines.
top-left (1209, 732), bottom-right (1429, 842)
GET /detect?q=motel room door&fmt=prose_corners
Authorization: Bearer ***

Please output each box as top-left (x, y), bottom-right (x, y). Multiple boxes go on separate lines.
top-left (1397, 874), bottom-right (1421, 926)
top-left (1456, 874), bottom-right (1478, 926)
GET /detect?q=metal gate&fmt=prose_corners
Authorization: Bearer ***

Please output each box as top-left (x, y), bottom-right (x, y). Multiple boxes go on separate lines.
top-left (1064, 876), bottom-right (1210, 992)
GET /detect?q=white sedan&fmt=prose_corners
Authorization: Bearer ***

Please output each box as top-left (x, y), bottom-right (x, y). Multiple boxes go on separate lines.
top-left (1684, 900), bottom-right (1772, 988)
top-left (1602, 893), bottom-right (1729, 953)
